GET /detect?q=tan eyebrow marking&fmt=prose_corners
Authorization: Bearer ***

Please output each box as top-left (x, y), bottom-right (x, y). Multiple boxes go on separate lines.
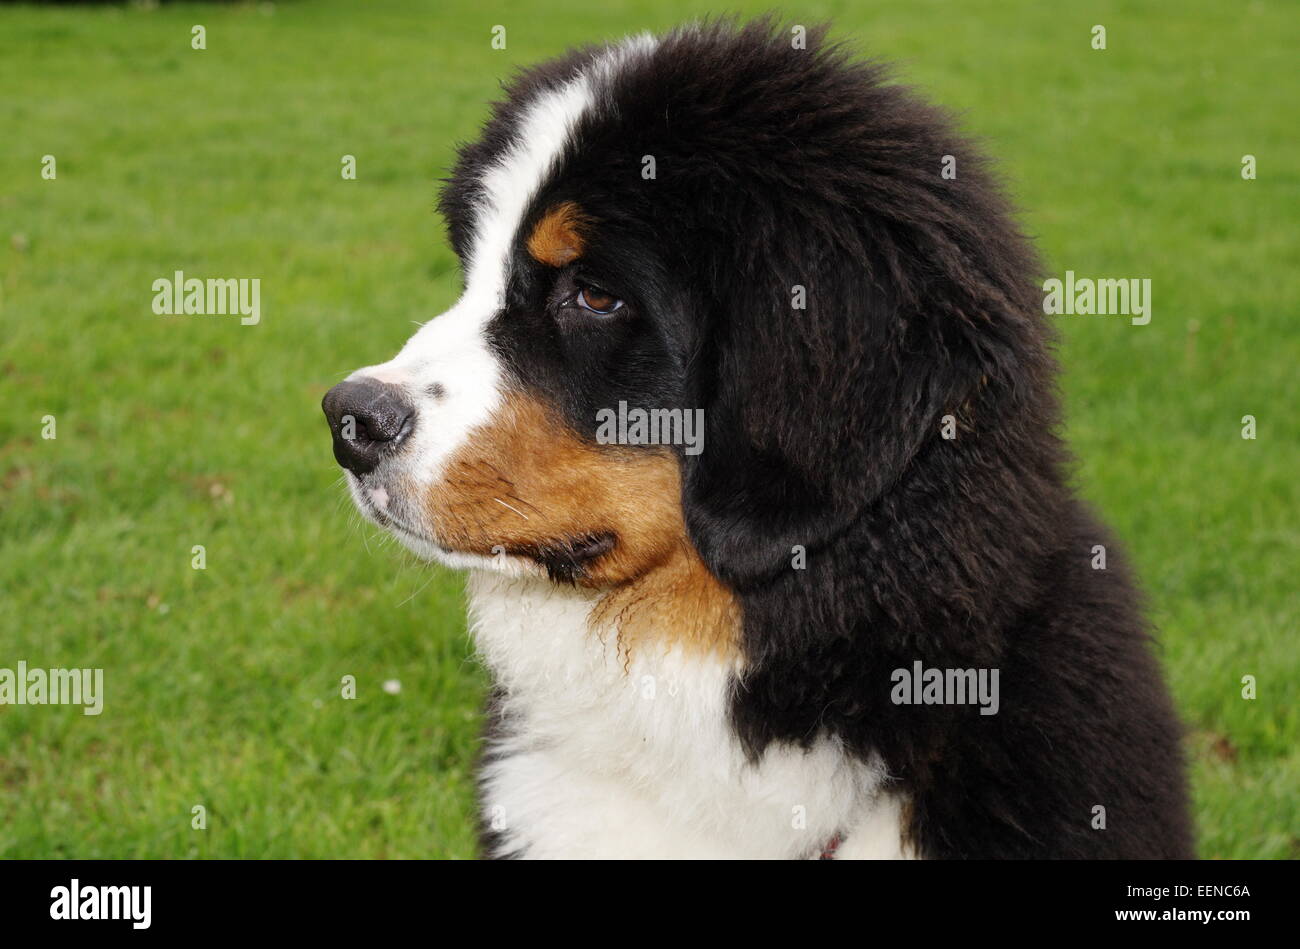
top-left (526, 201), bottom-right (590, 267)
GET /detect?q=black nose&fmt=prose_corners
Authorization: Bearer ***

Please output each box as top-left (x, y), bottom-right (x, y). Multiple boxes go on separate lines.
top-left (321, 378), bottom-right (416, 475)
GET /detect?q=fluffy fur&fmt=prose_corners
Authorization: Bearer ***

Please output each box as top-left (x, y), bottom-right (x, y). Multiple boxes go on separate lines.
top-left (325, 19), bottom-right (1193, 859)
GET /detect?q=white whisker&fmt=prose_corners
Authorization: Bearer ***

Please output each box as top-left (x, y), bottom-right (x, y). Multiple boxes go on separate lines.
top-left (493, 497), bottom-right (529, 520)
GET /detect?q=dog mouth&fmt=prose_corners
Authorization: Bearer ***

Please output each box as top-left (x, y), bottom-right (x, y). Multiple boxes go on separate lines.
top-left (378, 511), bottom-right (443, 548)
top-left (347, 473), bottom-right (617, 580)
top-left (348, 475), bottom-right (447, 550)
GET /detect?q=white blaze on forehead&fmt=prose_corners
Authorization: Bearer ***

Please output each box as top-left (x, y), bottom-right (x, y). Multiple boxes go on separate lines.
top-left (464, 31), bottom-right (659, 302)
top-left (351, 34), bottom-right (659, 490)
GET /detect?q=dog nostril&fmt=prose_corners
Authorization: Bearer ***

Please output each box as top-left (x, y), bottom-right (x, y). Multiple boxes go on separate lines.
top-left (353, 407), bottom-right (412, 444)
top-left (321, 378), bottom-right (416, 475)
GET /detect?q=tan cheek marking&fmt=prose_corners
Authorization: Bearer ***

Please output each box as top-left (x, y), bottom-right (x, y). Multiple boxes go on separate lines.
top-left (424, 393), bottom-right (739, 658)
top-left (525, 201), bottom-right (588, 267)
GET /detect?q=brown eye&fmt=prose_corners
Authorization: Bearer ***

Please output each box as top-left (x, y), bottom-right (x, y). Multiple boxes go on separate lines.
top-left (576, 285), bottom-right (624, 314)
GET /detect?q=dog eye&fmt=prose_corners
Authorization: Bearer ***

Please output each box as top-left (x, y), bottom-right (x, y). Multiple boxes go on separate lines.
top-left (575, 285), bottom-right (624, 315)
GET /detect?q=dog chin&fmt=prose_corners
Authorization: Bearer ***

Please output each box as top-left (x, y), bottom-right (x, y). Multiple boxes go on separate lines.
top-left (410, 538), bottom-right (545, 579)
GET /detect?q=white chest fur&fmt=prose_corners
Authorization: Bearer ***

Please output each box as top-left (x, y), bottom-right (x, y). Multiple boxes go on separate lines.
top-left (465, 571), bottom-right (914, 859)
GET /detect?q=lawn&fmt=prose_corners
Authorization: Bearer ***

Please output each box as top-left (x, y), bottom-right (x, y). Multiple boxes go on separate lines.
top-left (0, 0), bottom-right (1295, 858)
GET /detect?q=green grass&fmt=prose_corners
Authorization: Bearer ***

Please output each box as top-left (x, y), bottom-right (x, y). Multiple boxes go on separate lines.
top-left (1, 0), bottom-right (1296, 859)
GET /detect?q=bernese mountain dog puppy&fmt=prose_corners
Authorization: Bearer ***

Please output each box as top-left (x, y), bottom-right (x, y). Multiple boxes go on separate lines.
top-left (322, 20), bottom-right (1193, 859)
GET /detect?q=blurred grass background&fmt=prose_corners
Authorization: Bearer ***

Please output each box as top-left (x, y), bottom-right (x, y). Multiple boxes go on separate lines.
top-left (0, 0), bottom-right (1296, 858)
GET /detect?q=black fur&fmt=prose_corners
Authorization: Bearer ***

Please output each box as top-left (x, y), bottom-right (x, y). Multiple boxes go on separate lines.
top-left (444, 19), bottom-right (1193, 858)
top-left (475, 687), bottom-right (521, 859)
top-left (511, 531), bottom-right (618, 585)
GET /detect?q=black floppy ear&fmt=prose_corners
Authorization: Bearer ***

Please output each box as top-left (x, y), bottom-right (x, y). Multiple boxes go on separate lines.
top-left (680, 224), bottom-right (992, 591)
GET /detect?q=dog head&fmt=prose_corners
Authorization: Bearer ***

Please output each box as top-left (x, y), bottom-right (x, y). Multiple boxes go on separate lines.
top-left (323, 20), bottom-right (1049, 657)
